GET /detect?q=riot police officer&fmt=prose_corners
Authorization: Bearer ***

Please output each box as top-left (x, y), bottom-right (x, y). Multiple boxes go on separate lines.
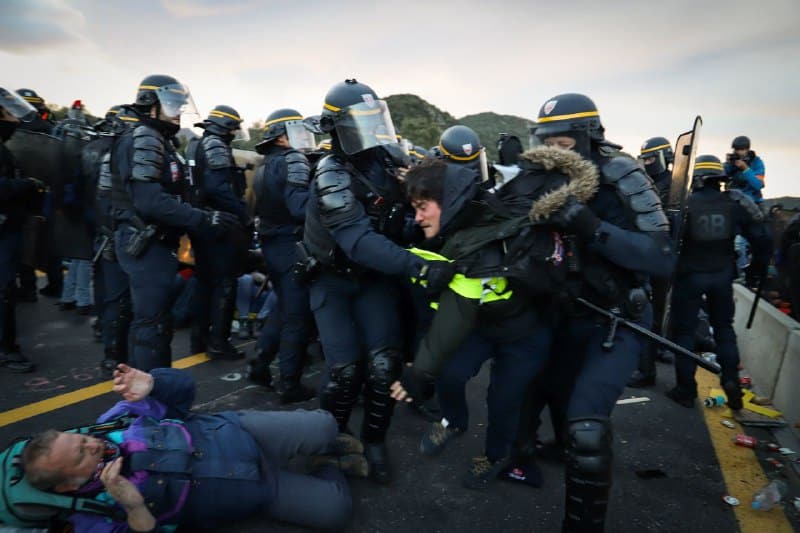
top-left (628, 136), bottom-right (675, 387)
top-left (87, 105), bottom-right (137, 373)
top-left (0, 88), bottom-right (42, 373)
top-left (248, 108), bottom-right (316, 403)
top-left (111, 75), bottom-right (239, 371)
top-left (514, 93), bottom-right (675, 532)
top-left (186, 105), bottom-right (249, 360)
top-left (15, 88), bottom-right (55, 134)
top-left (667, 155), bottom-right (771, 411)
top-left (302, 79), bottom-right (454, 483)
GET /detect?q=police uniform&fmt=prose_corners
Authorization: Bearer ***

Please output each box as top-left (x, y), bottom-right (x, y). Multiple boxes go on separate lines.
top-left (523, 94), bottom-right (675, 532)
top-left (668, 155), bottom-right (771, 408)
top-left (250, 108), bottom-right (315, 402)
top-left (302, 79), bottom-right (442, 483)
top-left (186, 105), bottom-right (248, 360)
top-left (111, 75), bottom-right (235, 371)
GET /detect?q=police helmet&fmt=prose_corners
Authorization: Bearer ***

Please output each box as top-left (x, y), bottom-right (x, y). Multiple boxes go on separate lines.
top-left (437, 125), bottom-right (482, 164)
top-left (134, 74), bottom-right (197, 120)
top-left (198, 105), bottom-right (246, 138)
top-left (256, 107), bottom-right (316, 154)
top-left (692, 154), bottom-right (728, 189)
top-left (638, 136), bottom-right (674, 176)
top-left (105, 105), bottom-right (123, 120)
top-left (409, 145), bottom-right (430, 166)
top-left (318, 79), bottom-right (397, 155)
top-left (15, 88), bottom-right (46, 111)
top-left (1, 87), bottom-right (37, 120)
top-left (262, 108), bottom-right (303, 142)
top-left (731, 135), bottom-right (751, 150)
top-left (534, 93), bottom-right (604, 157)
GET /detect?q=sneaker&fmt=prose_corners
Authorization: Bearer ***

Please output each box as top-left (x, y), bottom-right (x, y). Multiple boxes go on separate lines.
top-left (0, 350), bottom-right (36, 373)
top-left (462, 455), bottom-right (510, 490)
top-left (309, 454), bottom-right (369, 478)
top-left (328, 433), bottom-right (364, 456)
top-left (666, 387), bottom-right (696, 409)
top-left (420, 420), bottom-right (463, 456)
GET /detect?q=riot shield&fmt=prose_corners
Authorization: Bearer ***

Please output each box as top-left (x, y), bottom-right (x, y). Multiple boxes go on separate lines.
top-left (660, 116), bottom-right (702, 337)
top-left (4, 129), bottom-right (62, 185)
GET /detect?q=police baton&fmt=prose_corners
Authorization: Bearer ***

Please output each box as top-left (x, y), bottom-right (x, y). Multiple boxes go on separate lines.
top-left (92, 235), bottom-right (110, 265)
top-left (746, 265), bottom-right (769, 329)
top-left (575, 297), bottom-right (721, 375)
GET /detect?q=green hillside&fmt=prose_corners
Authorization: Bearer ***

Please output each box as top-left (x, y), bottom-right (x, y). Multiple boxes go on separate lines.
top-left (385, 94), bottom-right (533, 161)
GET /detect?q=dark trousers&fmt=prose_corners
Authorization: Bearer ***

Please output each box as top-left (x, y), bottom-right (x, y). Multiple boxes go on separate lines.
top-left (100, 256), bottom-right (131, 362)
top-left (116, 226), bottom-right (176, 371)
top-left (437, 326), bottom-right (553, 461)
top-left (190, 232), bottom-right (238, 347)
top-left (256, 236), bottom-right (312, 379)
top-left (0, 231), bottom-right (21, 352)
top-left (671, 265), bottom-right (740, 397)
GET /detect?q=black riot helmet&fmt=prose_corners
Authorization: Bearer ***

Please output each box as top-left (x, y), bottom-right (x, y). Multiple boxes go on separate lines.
top-left (196, 105), bottom-right (247, 140)
top-left (692, 154), bottom-right (728, 189)
top-left (256, 108), bottom-right (316, 153)
top-left (15, 88), bottom-right (47, 113)
top-left (1, 87), bottom-right (37, 121)
top-left (438, 125), bottom-right (482, 164)
top-left (534, 93), bottom-right (604, 158)
top-left (638, 136), bottom-right (674, 177)
top-left (318, 78), bottom-right (398, 155)
top-left (731, 135), bottom-right (751, 150)
top-left (409, 145), bottom-right (430, 166)
top-left (105, 105), bottom-right (123, 120)
top-left (134, 74), bottom-right (198, 121)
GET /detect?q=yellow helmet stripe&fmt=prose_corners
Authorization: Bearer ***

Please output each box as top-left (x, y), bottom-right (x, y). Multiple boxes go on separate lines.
top-left (209, 109), bottom-right (241, 122)
top-left (438, 143), bottom-right (480, 162)
top-left (263, 115), bottom-right (303, 128)
top-left (695, 163), bottom-right (724, 171)
top-left (119, 116), bottom-right (140, 122)
top-left (537, 110), bottom-right (599, 123)
top-left (138, 85), bottom-right (160, 90)
top-left (22, 96), bottom-right (44, 104)
top-left (107, 109), bottom-right (120, 115)
top-left (640, 143), bottom-right (671, 154)
top-left (323, 102), bottom-right (341, 112)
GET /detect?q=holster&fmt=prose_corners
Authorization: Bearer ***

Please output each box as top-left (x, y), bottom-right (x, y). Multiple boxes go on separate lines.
top-left (124, 216), bottom-right (158, 258)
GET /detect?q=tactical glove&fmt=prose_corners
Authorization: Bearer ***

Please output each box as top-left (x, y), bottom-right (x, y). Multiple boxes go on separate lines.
top-left (551, 195), bottom-right (600, 240)
top-left (418, 260), bottom-right (456, 298)
top-left (203, 210), bottom-right (239, 234)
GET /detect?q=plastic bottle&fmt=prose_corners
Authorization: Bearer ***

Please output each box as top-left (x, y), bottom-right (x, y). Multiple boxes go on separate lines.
top-left (704, 395), bottom-right (726, 407)
top-left (751, 479), bottom-right (788, 511)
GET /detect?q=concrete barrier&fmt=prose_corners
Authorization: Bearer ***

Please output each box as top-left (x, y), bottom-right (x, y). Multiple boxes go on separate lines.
top-left (732, 284), bottom-right (800, 423)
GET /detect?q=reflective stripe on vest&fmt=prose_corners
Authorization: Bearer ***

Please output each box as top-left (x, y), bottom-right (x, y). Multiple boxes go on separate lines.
top-left (408, 247), bottom-right (513, 305)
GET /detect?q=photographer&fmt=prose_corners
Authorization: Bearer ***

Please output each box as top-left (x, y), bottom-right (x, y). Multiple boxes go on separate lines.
top-left (724, 135), bottom-right (765, 203)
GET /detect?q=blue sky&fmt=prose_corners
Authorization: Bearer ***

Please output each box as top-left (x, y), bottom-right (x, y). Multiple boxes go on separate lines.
top-left (2, 0), bottom-right (798, 197)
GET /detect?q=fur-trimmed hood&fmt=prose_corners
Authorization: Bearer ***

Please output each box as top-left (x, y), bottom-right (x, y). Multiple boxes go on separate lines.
top-left (519, 146), bottom-right (599, 222)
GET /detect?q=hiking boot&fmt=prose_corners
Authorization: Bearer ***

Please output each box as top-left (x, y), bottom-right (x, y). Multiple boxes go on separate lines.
top-left (245, 358), bottom-right (273, 388)
top-left (329, 433), bottom-right (364, 456)
top-left (462, 455), bottom-right (510, 490)
top-left (420, 420), bottom-right (463, 456)
top-left (0, 350), bottom-right (35, 373)
top-left (666, 387), bottom-right (696, 409)
top-left (309, 454), bottom-right (369, 478)
top-left (277, 379), bottom-right (316, 405)
top-left (364, 442), bottom-right (392, 485)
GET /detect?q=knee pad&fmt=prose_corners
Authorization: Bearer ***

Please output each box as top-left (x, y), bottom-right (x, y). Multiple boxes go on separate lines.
top-left (566, 417), bottom-right (612, 477)
top-left (366, 346), bottom-right (402, 388)
top-left (326, 361), bottom-right (362, 396)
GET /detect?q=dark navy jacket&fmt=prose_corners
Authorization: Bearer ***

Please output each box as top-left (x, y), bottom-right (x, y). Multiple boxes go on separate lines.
top-left (68, 368), bottom-right (275, 532)
top-left (254, 145), bottom-right (309, 239)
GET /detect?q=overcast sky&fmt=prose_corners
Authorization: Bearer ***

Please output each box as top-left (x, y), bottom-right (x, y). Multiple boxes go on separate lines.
top-left (2, 0), bottom-right (798, 198)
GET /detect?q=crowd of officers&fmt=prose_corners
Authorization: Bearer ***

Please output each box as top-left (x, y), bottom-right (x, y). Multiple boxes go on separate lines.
top-left (0, 76), bottom-right (777, 531)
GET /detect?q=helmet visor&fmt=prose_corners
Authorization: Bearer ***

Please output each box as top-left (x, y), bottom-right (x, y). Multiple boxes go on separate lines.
top-left (286, 120), bottom-right (316, 151)
top-left (335, 100), bottom-right (398, 155)
top-left (155, 83), bottom-right (198, 120)
top-left (0, 88), bottom-right (37, 121)
top-left (233, 124), bottom-right (251, 142)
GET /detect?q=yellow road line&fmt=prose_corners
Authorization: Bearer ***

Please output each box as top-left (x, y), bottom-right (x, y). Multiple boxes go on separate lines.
top-left (696, 370), bottom-right (794, 532)
top-left (0, 353), bottom-right (210, 429)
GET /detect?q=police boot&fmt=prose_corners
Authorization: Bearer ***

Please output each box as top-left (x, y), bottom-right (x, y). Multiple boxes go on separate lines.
top-left (363, 442), bottom-right (392, 485)
top-left (206, 338), bottom-right (244, 360)
top-left (277, 377), bottom-right (316, 405)
top-left (563, 417), bottom-right (612, 533)
top-left (190, 324), bottom-right (208, 354)
top-left (246, 352), bottom-right (274, 388)
top-left (99, 347), bottom-right (119, 375)
top-left (0, 289), bottom-right (33, 373)
top-left (627, 347), bottom-right (656, 388)
top-left (207, 280), bottom-right (242, 360)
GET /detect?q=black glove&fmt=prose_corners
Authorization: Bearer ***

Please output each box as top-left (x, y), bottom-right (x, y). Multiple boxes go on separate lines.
top-left (418, 260), bottom-right (456, 297)
top-left (399, 365), bottom-right (435, 403)
top-left (550, 195), bottom-right (600, 240)
top-left (203, 210), bottom-right (239, 235)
